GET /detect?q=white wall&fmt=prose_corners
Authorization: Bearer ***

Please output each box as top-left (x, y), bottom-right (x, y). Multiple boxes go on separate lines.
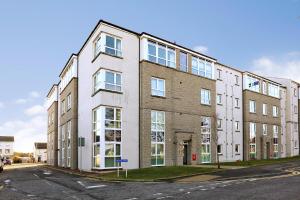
top-left (0, 142), bottom-right (14, 157)
top-left (280, 87), bottom-right (287, 158)
top-left (34, 149), bottom-right (47, 162)
top-left (216, 64), bottom-right (243, 162)
top-left (78, 23), bottom-right (140, 170)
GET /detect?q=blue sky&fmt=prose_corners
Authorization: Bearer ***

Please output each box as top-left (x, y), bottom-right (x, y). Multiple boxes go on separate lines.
top-left (0, 0), bottom-right (299, 152)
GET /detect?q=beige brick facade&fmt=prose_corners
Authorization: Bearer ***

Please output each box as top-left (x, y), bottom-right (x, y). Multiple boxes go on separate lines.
top-left (47, 101), bottom-right (58, 166)
top-left (140, 60), bottom-right (216, 168)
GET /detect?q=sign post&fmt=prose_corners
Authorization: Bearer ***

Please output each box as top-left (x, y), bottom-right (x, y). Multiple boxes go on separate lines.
top-left (116, 159), bottom-right (128, 178)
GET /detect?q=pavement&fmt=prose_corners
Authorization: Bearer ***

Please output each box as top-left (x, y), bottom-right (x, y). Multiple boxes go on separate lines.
top-left (0, 161), bottom-right (300, 200)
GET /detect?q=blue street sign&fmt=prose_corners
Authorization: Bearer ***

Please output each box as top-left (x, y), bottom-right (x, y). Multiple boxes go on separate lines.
top-left (116, 159), bottom-right (128, 163)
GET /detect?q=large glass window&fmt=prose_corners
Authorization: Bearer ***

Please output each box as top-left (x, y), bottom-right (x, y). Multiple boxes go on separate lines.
top-left (104, 107), bottom-right (121, 168)
top-left (151, 111), bottom-right (165, 166)
top-left (201, 117), bottom-right (211, 163)
top-left (263, 124), bottom-right (268, 135)
top-left (191, 56), bottom-right (213, 79)
top-left (67, 94), bottom-right (71, 110)
top-left (249, 122), bottom-right (256, 159)
top-left (92, 109), bottom-right (101, 168)
top-left (201, 89), bottom-right (211, 105)
top-left (94, 70), bottom-right (122, 93)
top-left (95, 34), bottom-right (122, 57)
top-left (151, 77), bottom-right (165, 97)
top-left (245, 75), bottom-right (260, 92)
top-left (147, 41), bottom-right (175, 68)
top-left (263, 103), bottom-right (267, 115)
top-left (273, 125), bottom-right (279, 158)
top-left (273, 106), bottom-right (278, 117)
top-left (268, 83), bottom-right (279, 98)
top-left (180, 52), bottom-right (188, 72)
top-left (67, 121), bottom-right (71, 167)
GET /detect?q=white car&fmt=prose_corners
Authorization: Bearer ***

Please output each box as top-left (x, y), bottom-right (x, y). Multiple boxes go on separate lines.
top-left (0, 156), bottom-right (4, 172)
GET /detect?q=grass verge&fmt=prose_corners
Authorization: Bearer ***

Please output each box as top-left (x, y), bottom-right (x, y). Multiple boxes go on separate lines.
top-left (99, 166), bottom-right (221, 181)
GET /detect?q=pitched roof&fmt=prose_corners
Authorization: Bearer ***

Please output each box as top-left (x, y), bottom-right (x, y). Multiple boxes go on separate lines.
top-left (34, 142), bottom-right (47, 149)
top-left (0, 136), bottom-right (14, 142)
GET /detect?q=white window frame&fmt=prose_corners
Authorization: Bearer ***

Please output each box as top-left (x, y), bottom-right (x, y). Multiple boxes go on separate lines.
top-left (67, 121), bottom-right (71, 167)
top-left (217, 119), bottom-right (222, 129)
top-left (201, 116), bottom-right (211, 163)
top-left (249, 122), bottom-right (256, 159)
top-left (151, 77), bottom-right (165, 97)
top-left (201, 89), bottom-right (211, 105)
top-left (67, 94), bottom-right (71, 110)
top-left (179, 51), bottom-right (188, 72)
top-left (249, 100), bottom-right (256, 113)
top-left (217, 94), bottom-right (222, 105)
top-left (263, 103), bottom-right (267, 115)
top-left (235, 98), bottom-right (239, 108)
top-left (147, 40), bottom-right (176, 68)
top-left (263, 124), bottom-right (268, 135)
top-left (235, 121), bottom-right (240, 131)
top-left (273, 106), bottom-right (278, 117)
top-left (217, 144), bottom-right (222, 155)
top-left (235, 144), bottom-right (240, 154)
top-left (61, 100), bottom-right (65, 115)
top-left (191, 56), bottom-right (213, 79)
top-left (93, 69), bottom-right (122, 93)
top-left (151, 110), bottom-right (165, 166)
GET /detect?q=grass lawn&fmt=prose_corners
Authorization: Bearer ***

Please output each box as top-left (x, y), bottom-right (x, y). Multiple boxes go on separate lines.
top-left (99, 166), bottom-right (221, 181)
top-left (218, 156), bottom-right (300, 167)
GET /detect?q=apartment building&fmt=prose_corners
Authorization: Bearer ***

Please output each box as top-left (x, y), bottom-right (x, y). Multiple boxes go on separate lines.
top-left (46, 85), bottom-right (59, 166)
top-left (243, 72), bottom-right (281, 160)
top-left (57, 55), bottom-right (78, 170)
top-left (0, 136), bottom-right (14, 157)
top-left (215, 63), bottom-right (243, 162)
top-left (139, 33), bottom-right (217, 167)
top-left (46, 20), bottom-right (299, 171)
top-left (269, 78), bottom-right (299, 157)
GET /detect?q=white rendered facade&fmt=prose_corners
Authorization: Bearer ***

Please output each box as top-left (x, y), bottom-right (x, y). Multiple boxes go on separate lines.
top-left (0, 141), bottom-right (14, 157)
top-left (216, 63), bottom-right (243, 162)
top-left (77, 22), bottom-right (140, 170)
top-left (269, 78), bottom-right (299, 157)
top-left (280, 86), bottom-right (287, 158)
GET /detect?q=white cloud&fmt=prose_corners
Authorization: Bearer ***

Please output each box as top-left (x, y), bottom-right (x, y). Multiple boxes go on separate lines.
top-left (0, 115), bottom-right (47, 152)
top-left (24, 105), bottom-right (46, 116)
top-left (15, 91), bottom-right (41, 104)
top-left (193, 45), bottom-right (208, 54)
top-left (251, 52), bottom-right (300, 83)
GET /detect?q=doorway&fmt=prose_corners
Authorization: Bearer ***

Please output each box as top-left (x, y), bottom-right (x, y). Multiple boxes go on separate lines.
top-left (183, 142), bottom-right (188, 165)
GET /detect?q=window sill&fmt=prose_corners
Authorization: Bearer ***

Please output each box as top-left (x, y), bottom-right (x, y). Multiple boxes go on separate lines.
top-left (235, 107), bottom-right (240, 109)
top-left (151, 95), bottom-right (166, 99)
top-left (249, 112), bottom-right (256, 114)
top-left (217, 103), bottom-right (223, 106)
top-left (201, 103), bottom-right (211, 107)
top-left (92, 51), bottom-right (123, 63)
top-left (217, 128), bottom-right (223, 131)
top-left (92, 88), bottom-right (123, 97)
top-left (217, 78), bottom-right (222, 81)
top-left (217, 153), bottom-right (223, 156)
top-left (235, 153), bottom-right (240, 155)
top-left (235, 130), bottom-right (240, 133)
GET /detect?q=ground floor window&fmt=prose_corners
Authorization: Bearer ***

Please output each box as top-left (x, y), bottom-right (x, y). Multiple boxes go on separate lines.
top-left (249, 122), bottom-right (256, 159)
top-left (92, 106), bottom-right (122, 169)
top-left (151, 110), bottom-right (165, 166)
top-left (201, 117), bottom-right (211, 163)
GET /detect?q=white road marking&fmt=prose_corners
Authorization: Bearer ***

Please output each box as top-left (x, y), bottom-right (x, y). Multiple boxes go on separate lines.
top-left (33, 174), bottom-right (39, 178)
top-left (76, 181), bottom-right (85, 187)
top-left (27, 194), bottom-right (36, 197)
top-left (201, 188), bottom-right (207, 191)
top-left (44, 180), bottom-right (52, 186)
top-left (178, 188), bottom-right (184, 191)
top-left (153, 193), bottom-right (163, 196)
top-left (4, 179), bottom-right (11, 184)
top-left (85, 185), bottom-right (106, 189)
top-left (125, 198), bottom-right (138, 200)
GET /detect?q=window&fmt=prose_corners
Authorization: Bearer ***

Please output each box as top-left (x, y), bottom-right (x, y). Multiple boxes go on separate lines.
top-left (217, 69), bottom-right (222, 80)
top-left (67, 94), bottom-right (71, 110)
top-left (273, 106), bottom-right (278, 117)
top-left (217, 145), bottom-right (222, 155)
top-left (95, 34), bottom-right (122, 57)
top-left (263, 103), bottom-right (267, 115)
top-left (61, 125), bottom-right (65, 167)
top-left (151, 77), bottom-right (165, 97)
top-left (235, 98), bottom-right (239, 108)
top-left (94, 70), bottom-right (122, 93)
top-left (67, 121), bottom-right (71, 167)
top-left (201, 117), bottom-right (211, 163)
top-left (92, 107), bottom-right (122, 169)
top-left (262, 81), bottom-right (267, 94)
top-left (151, 111), bottom-right (165, 166)
top-left (191, 56), bottom-right (213, 79)
top-left (217, 119), bottom-right (222, 129)
top-left (294, 88), bottom-right (297, 97)
top-left (294, 123), bottom-right (298, 132)
top-left (235, 144), bottom-right (240, 154)
top-left (249, 100), bottom-right (256, 113)
top-left (235, 121), bottom-right (240, 131)
top-left (268, 84), bottom-right (279, 98)
top-left (104, 107), bottom-right (121, 168)
top-left (61, 100), bottom-right (65, 115)
top-left (201, 89), bottom-right (211, 105)
top-left (294, 105), bottom-right (298, 114)
top-left (217, 94), bottom-right (222, 105)
top-left (235, 75), bottom-right (239, 85)
top-left (147, 41), bottom-right (175, 68)
top-left (180, 52), bottom-right (188, 72)
top-left (245, 75), bottom-right (260, 92)
top-left (249, 122), bottom-right (256, 159)
top-left (263, 124), bottom-right (268, 135)
top-left (273, 125), bottom-right (279, 158)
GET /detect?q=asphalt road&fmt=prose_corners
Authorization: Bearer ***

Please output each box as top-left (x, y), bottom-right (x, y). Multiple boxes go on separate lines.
top-left (0, 161), bottom-right (300, 200)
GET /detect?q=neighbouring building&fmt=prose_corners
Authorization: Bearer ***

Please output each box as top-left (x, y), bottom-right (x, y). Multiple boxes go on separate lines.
top-left (33, 142), bottom-right (47, 163)
top-left (46, 20), bottom-right (300, 171)
top-left (215, 63), bottom-right (243, 162)
top-left (57, 55), bottom-right (78, 170)
top-left (0, 136), bottom-right (14, 157)
top-left (243, 72), bottom-right (281, 160)
top-left (268, 78), bottom-right (300, 157)
top-left (46, 85), bottom-right (59, 166)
